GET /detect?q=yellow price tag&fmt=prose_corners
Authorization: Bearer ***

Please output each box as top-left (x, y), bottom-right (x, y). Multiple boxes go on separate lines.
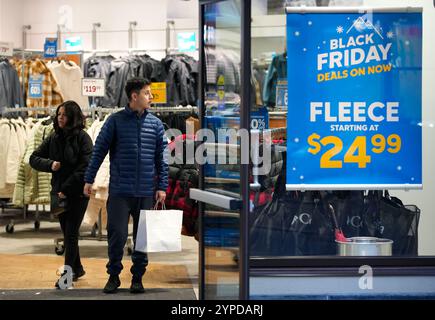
top-left (217, 75), bottom-right (225, 100)
top-left (151, 82), bottom-right (167, 104)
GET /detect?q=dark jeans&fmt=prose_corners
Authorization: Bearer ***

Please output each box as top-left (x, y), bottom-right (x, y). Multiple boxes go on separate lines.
top-left (106, 196), bottom-right (153, 277)
top-left (58, 196), bottom-right (89, 275)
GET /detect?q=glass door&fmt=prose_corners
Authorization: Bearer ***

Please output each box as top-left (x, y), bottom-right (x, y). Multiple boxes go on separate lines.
top-left (192, 0), bottom-right (250, 299)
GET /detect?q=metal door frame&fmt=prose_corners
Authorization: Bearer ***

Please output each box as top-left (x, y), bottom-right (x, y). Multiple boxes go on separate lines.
top-left (197, 0), bottom-right (251, 300)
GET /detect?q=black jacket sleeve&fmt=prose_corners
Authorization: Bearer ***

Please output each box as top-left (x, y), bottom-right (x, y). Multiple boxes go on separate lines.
top-left (29, 135), bottom-right (54, 172)
top-left (60, 132), bottom-right (94, 196)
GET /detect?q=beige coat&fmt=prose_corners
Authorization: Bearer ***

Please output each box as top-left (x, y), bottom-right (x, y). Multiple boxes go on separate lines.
top-left (0, 120), bottom-right (11, 189)
top-left (47, 61), bottom-right (89, 109)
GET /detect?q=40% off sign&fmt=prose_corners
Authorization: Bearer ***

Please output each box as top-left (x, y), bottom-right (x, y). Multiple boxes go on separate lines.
top-left (307, 133), bottom-right (401, 169)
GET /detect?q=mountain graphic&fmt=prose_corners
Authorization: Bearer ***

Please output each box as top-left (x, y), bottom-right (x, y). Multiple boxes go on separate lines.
top-left (346, 17), bottom-right (384, 40)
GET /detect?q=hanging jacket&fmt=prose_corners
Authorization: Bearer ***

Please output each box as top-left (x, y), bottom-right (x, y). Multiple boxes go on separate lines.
top-left (29, 129), bottom-right (93, 197)
top-left (165, 136), bottom-right (199, 236)
top-left (26, 59), bottom-right (64, 111)
top-left (84, 106), bottom-right (169, 197)
top-left (47, 60), bottom-right (90, 109)
top-left (13, 120), bottom-right (54, 206)
top-left (83, 55), bottom-right (115, 107)
top-left (263, 53), bottom-right (287, 107)
top-left (0, 59), bottom-right (23, 112)
top-left (83, 55), bottom-right (115, 80)
top-left (0, 120), bottom-right (12, 189)
top-left (162, 54), bottom-right (198, 106)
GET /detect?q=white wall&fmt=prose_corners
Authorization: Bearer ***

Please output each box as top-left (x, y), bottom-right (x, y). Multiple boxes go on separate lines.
top-left (251, 14), bottom-right (286, 59)
top-left (22, 0), bottom-right (168, 54)
top-left (0, 0), bottom-right (24, 47)
top-left (1, 0), bottom-right (199, 60)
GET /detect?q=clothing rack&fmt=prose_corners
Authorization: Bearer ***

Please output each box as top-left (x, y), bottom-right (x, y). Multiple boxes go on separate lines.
top-left (150, 106), bottom-right (198, 113)
top-left (1, 106), bottom-right (56, 118)
top-left (82, 48), bottom-right (187, 58)
top-left (11, 49), bottom-right (85, 100)
top-left (2, 105), bottom-right (199, 117)
top-left (0, 109), bottom-right (55, 233)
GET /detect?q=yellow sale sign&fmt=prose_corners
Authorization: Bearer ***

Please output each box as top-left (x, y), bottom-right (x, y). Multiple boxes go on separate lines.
top-left (151, 82), bottom-right (167, 104)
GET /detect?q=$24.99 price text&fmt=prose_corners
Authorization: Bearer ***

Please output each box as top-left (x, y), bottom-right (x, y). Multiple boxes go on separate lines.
top-left (307, 133), bottom-right (401, 168)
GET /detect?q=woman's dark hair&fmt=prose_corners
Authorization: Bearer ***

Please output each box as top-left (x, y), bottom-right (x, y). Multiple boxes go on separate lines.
top-left (53, 100), bottom-right (85, 134)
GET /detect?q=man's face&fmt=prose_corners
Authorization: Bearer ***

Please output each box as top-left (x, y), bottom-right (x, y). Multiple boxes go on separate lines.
top-left (134, 85), bottom-right (153, 110)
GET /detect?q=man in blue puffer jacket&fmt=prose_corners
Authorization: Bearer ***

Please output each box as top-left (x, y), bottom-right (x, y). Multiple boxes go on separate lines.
top-left (83, 77), bottom-right (168, 294)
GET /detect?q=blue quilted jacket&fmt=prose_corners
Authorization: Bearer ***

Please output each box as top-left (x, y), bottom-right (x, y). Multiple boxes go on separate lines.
top-left (84, 106), bottom-right (168, 197)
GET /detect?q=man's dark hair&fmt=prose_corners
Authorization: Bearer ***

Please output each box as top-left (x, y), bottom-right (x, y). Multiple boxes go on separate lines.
top-left (53, 100), bottom-right (85, 134)
top-left (125, 77), bottom-right (151, 101)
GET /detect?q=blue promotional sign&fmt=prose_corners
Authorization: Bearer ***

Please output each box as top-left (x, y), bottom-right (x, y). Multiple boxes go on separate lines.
top-left (28, 75), bottom-right (43, 99)
top-left (275, 79), bottom-right (288, 110)
top-left (251, 107), bottom-right (269, 130)
top-left (44, 38), bottom-right (57, 58)
top-left (286, 8), bottom-right (422, 190)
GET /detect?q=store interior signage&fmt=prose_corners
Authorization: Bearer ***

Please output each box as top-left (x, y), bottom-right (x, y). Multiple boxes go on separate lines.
top-left (44, 38), bottom-right (57, 58)
top-left (65, 36), bottom-right (82, 52)
top-left (177, 32), bottom-right (196, 52)
top-left (0, 41), bottom-right (13, 57)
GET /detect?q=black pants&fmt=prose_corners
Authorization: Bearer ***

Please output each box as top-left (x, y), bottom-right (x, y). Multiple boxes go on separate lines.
top-left (106, 196), bottom-right (153, 277)
top-left (58, 196), bottom-right (89, 275)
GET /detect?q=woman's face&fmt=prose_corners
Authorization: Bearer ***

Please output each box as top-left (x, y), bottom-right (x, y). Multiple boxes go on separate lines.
top-left (57, 107), bottom-right (68, 129)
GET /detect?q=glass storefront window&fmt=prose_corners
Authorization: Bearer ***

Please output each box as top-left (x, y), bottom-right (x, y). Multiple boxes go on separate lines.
top-left (201, 0), bottom-right (435, 300)
top-left (248, 0), bottom-right (434, 261)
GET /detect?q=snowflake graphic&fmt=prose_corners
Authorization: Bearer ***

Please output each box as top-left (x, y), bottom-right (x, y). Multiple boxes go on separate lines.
top-left (294, 31), bottom-right (300, 37)
top-left (387, 31), bottom-right (394, 39)
top-left (308, 21), bottom-right (313, 26)
top-left (336, 26), bottom-right (344, 34)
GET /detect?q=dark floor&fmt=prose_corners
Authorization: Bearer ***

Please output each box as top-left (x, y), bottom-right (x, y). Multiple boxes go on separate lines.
top-left (0, 288), bottom-right (197, 300)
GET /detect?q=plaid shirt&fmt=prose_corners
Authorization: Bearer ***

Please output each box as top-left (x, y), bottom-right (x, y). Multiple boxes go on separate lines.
top-left (12, 59), bottom-right (64, 115)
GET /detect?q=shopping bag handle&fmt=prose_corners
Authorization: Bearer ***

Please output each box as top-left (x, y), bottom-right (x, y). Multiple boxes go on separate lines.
top-left (153, 200), bottom-right (166, 210)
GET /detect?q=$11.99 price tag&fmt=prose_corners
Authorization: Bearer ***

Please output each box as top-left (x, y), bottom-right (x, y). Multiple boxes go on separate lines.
top-left (307, 133), bottom-right (401, 168)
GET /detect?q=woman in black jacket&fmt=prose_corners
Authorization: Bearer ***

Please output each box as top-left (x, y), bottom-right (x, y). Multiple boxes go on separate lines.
top-left (30, 101), bottom-right (93, 289)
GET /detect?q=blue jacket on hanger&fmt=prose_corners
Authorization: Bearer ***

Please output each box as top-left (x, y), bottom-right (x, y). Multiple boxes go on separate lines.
top-left (263, 53), bottom-right (287, 108)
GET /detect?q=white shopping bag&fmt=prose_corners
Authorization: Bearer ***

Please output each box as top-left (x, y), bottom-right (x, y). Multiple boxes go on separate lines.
top-left (135, 203), bottom-right (183, 253)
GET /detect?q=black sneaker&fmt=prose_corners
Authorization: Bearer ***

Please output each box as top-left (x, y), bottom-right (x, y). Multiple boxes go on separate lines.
top-left (73, 269), bottom-right (86, 282)
top-left (130, 276), bottom-right (145, 294)
top-left (103, 275), bottom-right (121, 294)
